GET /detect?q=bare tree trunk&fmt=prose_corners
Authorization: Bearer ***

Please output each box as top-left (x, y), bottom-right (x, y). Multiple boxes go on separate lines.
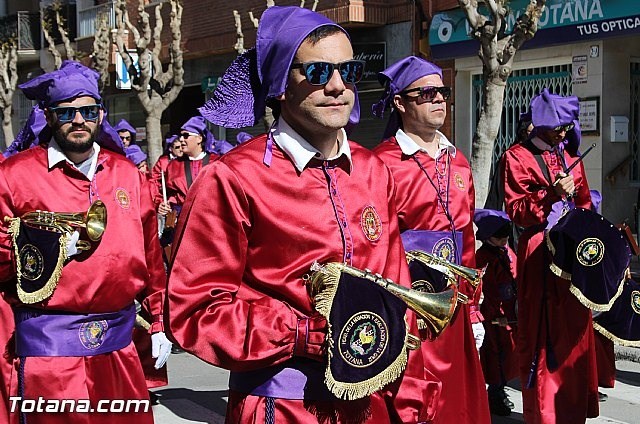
top-left (459, 0), bottom-right (545, 206)
top-left (146, 113), bottom-right (163, 162)
top-left (41, 9), bottom-right (62, 69)
top-left (92, 11), bottom-right (111, 93)
top-left (2, 104), bottom-right (13, 147)
top-left (0, 41), bottom-right (18, 147)
top-left (53, 2), bottom-right (75, 60)
top-left (114, 0), bottom-right (184, 165)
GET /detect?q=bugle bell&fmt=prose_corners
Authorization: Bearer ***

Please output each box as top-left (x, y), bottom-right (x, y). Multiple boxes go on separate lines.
top-left (308, 262), bottom-right (468, 347)
top-left (406, 250), bottom-right (485, 289)
top-left (6, 200), bottom-right (107, 251)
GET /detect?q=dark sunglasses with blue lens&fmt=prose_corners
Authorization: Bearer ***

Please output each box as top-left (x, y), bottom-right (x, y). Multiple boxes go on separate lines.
top-left (400, 86), bottom-right (452, 102)
top-left (290, 60), bottom-right (366, 86)
top-left (48, 104), bottom-right (101, 123)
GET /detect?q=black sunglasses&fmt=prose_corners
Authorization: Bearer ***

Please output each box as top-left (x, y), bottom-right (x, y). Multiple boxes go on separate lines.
top-left (48, 104), bottom-right (101, 123)
top-left (400, 86), bottom-right (452, 102)
top-left (290, 60), bottom-right (365, 86)
top-left (180, 132), bottom-right (196, 139)
top-left (120, 135), bottom-right (131, 141)
top-left (552, 123), bottom-right (575, 132)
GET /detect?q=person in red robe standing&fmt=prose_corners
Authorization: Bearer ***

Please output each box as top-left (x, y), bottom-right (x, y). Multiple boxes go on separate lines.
top-left (474, 209), bottom-right (519, 416)
top-left (0, 61), bottom-right (170, 424)
top-left (166, 6), bottom-right (440, 424)
top-left (150, 134), bottom-right (182, 203)
top-left (501, 88), bottom-right (597, 423)
top-left (371, 56), bottom-right (490, 424)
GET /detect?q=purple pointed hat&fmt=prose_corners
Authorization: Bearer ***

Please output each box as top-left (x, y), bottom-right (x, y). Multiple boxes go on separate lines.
top-left (19, 60), bottom-right (101, 107)
top-left (4, 105), bottom-right (48, 158)
top-left (114, 119), bottom-right (137, 139)
top-left (181, 115), bottom-right (234, 154)
top-left (199, 6), bottom-right (359, 129)
top-left (372, 56), bottom-right (443, 139)
top-left (236, 131), bottom-right (253, 144)
top-left (530, 88), bottom-right (581, 153)
top-left (124, 145), bottom-right (147, 166)
top-left (165, 134), bottom-right (178, 146)
top-left (474, 208), bottom-right (511, 241)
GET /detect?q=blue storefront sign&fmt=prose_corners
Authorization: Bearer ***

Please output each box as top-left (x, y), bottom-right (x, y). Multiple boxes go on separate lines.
top-left (429, 0), bottom-right (640, 59)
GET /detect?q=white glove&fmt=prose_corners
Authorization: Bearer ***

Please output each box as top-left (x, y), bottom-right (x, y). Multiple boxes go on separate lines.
top-left (66, 230), bottom-right (81, 257)
top-left (472, 322), bottom-right (485, 351)
top-left (151, 332), bottom-right (172, 369)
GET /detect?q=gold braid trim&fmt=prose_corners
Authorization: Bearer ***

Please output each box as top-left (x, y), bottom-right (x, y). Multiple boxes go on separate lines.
top-left (310, 262), bottom-right (409, 400)
top-left (545, 231), bottom-right (556, 256)
top-left (568, 277), bottom-right (625, 312)
top-left (593, 321), bottom-right (640, 348)
top-left (8, 218), bottom-right (69, 304)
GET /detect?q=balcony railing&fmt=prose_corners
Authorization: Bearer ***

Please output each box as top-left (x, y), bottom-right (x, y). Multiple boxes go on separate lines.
top-left (0, 12), bottom-right (42, 50)
top-left (78, 2), bottom-right (115, 38)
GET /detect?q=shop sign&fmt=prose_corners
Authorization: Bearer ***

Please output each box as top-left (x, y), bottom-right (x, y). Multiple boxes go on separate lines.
top-left (353, 43), bottom-right (386, 82)
top-left (429, 0), bottom-right (640, 59)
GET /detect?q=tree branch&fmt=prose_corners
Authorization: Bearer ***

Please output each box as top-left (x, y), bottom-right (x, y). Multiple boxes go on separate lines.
top-left (41, 8), bottom-right (62, 69)
top-left (53, 1), bottom-right (75, 60)
top-left (92, 11), bottom-right (111, 92)
top-left (233, 10), bottom-right (245, 54)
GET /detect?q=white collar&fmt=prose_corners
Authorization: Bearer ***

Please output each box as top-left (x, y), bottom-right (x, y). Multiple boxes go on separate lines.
top-left (48, 138), bottom-right (101, 180)
top-left (188, 151), bottom-right (207, 161)
top-left (272, 118), bottom-right (352, 172)
top-left (395, 129), bottom-right (456, 159)
top-left (531, 136), bottom-right (554, 152)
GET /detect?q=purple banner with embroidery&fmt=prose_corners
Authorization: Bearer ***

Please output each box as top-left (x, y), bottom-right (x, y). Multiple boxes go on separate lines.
top-left (229, 358), bottom-right (337, 400)
top-left (401, 229), bottom-right (463, 264)
top-left (14, 304), bottom-right (135, 357)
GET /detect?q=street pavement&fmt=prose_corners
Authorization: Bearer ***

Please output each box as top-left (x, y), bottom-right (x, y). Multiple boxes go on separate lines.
top-left (152, 351), bottom-right (640, 424)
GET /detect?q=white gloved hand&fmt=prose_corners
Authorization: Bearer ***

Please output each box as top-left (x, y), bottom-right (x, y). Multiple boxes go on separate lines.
top-left (66, 230), bottom-right (81, 257)
top-left (472, 322), bottom-right (485, 351)
top-left (151, 332), bottom-right (172, 369)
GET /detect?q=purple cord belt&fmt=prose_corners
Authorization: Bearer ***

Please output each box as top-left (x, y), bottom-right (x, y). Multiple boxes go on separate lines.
top-left (13, 303), bottom-right (135, 357)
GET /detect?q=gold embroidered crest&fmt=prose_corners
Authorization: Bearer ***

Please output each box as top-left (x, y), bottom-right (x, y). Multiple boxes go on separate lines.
top-left (115, 188), bottom-right (130, 209)
top-left (360, 206), bottom-right (382, 242)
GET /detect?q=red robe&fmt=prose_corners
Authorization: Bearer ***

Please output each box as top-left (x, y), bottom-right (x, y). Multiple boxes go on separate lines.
top-left (594, 330), bottom-right (615, 388)
top-left (374, 137), bottom-right (490, 424)
top-left (0, 146), bottom-right (166, 424)
top-left (150, 154), bottom-right (171, 206)
top-left (0, 294), bottom-right (14, 424)
top-left (502, 141), bottom-right (598, 423)
top-left (158, 154), bottom-right (218, 210)
top-left (476, 243), bottom-right (518, 385)
top-left (167, 135), bottom-right (441, 423)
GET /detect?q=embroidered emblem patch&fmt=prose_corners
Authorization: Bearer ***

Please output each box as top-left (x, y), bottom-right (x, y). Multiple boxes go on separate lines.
top-left (115, 188), bottom-right (130, 209)
top-left (454, 172), bottom-right (465, 191)
top-left (631, 290), bottom-right (640, 315)
top-left (576, 238), bottom-right (604, 266)
top-left (19, 244), bottom-right (44, 281)
top-left (79, 320), bottom-right (109, 350)
top-left (338, 311), bottom-right (388, 368)
top-left (432, 237), bottom-right (455, 262)
top-left (361, 205), bottom-right (382, 242)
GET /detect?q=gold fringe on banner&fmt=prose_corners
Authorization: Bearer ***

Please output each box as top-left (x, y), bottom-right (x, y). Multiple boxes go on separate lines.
top-left (593, 321), bottom-right (640, 348)
top-left (8, 218), bottom-right (69, 304)
top-left (310, 262), bottom-right (409, 400)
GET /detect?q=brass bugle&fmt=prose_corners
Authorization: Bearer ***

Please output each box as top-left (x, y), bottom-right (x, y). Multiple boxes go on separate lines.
top-left (308, 262), bottom-right (468, 345)
top-left (406, 250), bottom-right (485, 289)
top-left (6, 200), bottom-right (107, 251)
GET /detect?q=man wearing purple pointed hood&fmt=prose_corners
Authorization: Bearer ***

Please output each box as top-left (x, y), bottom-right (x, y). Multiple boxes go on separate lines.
top-left (372, 56), bottom-right (490, 424)
top-left (125, 144), bottom-right (149, 174)
top-left (502, 88), bottom-right (596, 423)
top-left (168, 6), bottom-right (438, 424)
top-left (114, 118), bottom-right (137, 148)
top-left (0, 60), bottom-right (168, 423)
